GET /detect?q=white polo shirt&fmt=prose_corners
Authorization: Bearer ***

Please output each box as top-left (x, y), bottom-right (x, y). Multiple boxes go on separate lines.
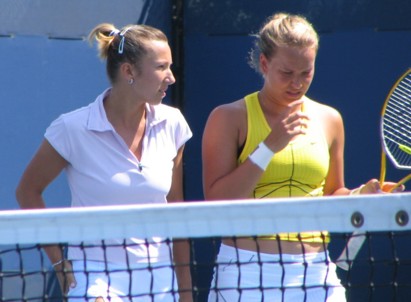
top-left (45, 89), bottom-right (192, 264)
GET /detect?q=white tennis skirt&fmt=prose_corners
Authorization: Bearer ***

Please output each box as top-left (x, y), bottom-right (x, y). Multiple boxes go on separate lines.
top-left (67, 260), bottom-right (179, 302)
top-left (208, 244), bottom-right (346, 302)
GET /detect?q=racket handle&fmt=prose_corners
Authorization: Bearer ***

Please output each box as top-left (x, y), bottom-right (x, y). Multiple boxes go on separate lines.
top-left (336, 231), bottom-right (366, 271)
top-left (379, 152), bottom-right (386, 184)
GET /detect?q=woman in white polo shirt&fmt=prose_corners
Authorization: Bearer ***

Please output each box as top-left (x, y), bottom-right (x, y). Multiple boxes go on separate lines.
top-left (16, 23), bottom-right (193, 302)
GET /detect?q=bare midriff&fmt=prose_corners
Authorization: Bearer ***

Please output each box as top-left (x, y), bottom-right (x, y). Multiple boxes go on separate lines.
top-left (222, 237), bottom-right (326, 255)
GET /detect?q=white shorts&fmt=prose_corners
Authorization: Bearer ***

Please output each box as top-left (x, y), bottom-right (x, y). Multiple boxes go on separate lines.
top-left (68, 260), bottom-right (179, 302)
top-left (208, 244), bottom-right (346, 302)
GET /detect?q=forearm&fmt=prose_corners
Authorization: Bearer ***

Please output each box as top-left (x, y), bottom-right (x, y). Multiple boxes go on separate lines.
top-left (326, 187), bottom-right (351, 196)
top-left (204, 159), bottom-right (264, 200)
top-left (43, 244), bottom-right (66, 265)
top-left (44, 244), bottom-right (76, 294)
top-left (173, 239), bottom-right (192, 301)
top-left (16, 183), bottom-right (47, 210)
top-left (16, 188), bottom-right (64, 264)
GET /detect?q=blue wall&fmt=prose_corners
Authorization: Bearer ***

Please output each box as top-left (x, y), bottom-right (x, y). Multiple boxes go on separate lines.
top-left (0, 36), bottom-right (108, 210)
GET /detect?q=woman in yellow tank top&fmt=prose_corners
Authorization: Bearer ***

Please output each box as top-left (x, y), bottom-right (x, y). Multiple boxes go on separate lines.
top-left (202, 12), bottom-right (404, 302)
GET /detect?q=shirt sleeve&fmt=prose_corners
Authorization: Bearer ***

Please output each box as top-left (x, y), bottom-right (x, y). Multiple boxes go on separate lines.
top-left (174, 109), bottom-right (193, 150)
top-left (44, 114), bottom-right (71, 162)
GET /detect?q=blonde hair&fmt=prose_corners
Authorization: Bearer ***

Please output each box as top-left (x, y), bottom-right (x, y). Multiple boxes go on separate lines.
top-left (88, 23), bottom-right (168, 83)
top-left (249, 13), bottom-right (319, 74)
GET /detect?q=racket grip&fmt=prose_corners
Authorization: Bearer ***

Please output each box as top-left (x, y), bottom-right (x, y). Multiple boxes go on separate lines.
top-left (336, 231), bottom-right (366, 271)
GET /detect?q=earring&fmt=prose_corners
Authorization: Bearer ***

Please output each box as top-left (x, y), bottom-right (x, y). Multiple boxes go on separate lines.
top-left (128, 78), bottom-right (134, 85)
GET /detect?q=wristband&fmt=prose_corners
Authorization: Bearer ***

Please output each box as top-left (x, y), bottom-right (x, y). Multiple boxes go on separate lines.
top-left (350, 184), bottom-right (365, 195)
top-left (248, 142), bottom-right (275, 171)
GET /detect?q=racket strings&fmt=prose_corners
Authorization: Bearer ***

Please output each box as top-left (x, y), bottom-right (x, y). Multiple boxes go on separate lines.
top-left (382, 74), bottom-right (411, 168)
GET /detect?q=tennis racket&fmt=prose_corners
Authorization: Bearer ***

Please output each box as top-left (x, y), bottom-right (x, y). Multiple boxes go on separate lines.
top-left (379, 67), bottom-right (411, 188)
top-left (337, 68), bottom-right (411, 271)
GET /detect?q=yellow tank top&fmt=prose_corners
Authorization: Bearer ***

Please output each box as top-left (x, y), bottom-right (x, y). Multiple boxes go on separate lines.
top-left (238, 92), bottom-right (330, 243)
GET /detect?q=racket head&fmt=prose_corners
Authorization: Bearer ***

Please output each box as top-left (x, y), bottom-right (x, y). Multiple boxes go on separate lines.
top-left (380, 68), bottom-right (411, 170)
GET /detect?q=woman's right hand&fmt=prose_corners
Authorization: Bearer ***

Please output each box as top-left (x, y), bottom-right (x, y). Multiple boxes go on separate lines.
top-left (264, 99), bottom-right (309, 153)
top-left (54, 260), bottom-right (77, 294)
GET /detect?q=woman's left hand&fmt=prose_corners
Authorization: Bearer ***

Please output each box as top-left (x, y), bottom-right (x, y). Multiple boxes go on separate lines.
top-left (361, 178), bottom-right (405, 194)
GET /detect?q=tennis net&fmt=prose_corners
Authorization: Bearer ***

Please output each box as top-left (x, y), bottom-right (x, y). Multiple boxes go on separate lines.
top-left (1, 192), bottom-right (411, 301)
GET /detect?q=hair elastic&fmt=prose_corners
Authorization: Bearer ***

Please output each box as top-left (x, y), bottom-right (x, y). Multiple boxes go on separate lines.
top-left (109, 29), bottom-right (120, 37)
top-left (118, 26), bottom-right (134, 54)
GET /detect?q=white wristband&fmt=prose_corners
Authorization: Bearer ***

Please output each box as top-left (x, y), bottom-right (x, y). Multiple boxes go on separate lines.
top-left (350, 184), bottom-right (365, 195)
top-left (248, 142), bottom-right (275, 171)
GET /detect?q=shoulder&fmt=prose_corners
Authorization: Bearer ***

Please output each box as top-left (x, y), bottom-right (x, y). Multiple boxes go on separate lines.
top-left (56, 90), bottom-right (108, 126)
top-left (207, 98), bottom-right (246, 125)
top-left (149, 103), bottom-right (191, 135)
top-left (203, 97), bottom-right (248, 148)
top-left (304, 97), bottom-right (344, 146)
top-left (47, 103), bottom-right (92, 133)
top-left (305, 97), bottom-right (343, 124)
top-left (154, 103), bottom-right (181, 114)
top-left (60, 105), bottom-right (91, 122)
top-left (149, 104), bottom-right (192, 144)
top-left (151, 103), bottom-right (185, 121)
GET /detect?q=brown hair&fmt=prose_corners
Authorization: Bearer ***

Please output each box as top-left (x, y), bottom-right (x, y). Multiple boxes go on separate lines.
top-left (88, 23), bottom-right (168, 83)
top-left (249, 13), bottom-right (319, 74)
